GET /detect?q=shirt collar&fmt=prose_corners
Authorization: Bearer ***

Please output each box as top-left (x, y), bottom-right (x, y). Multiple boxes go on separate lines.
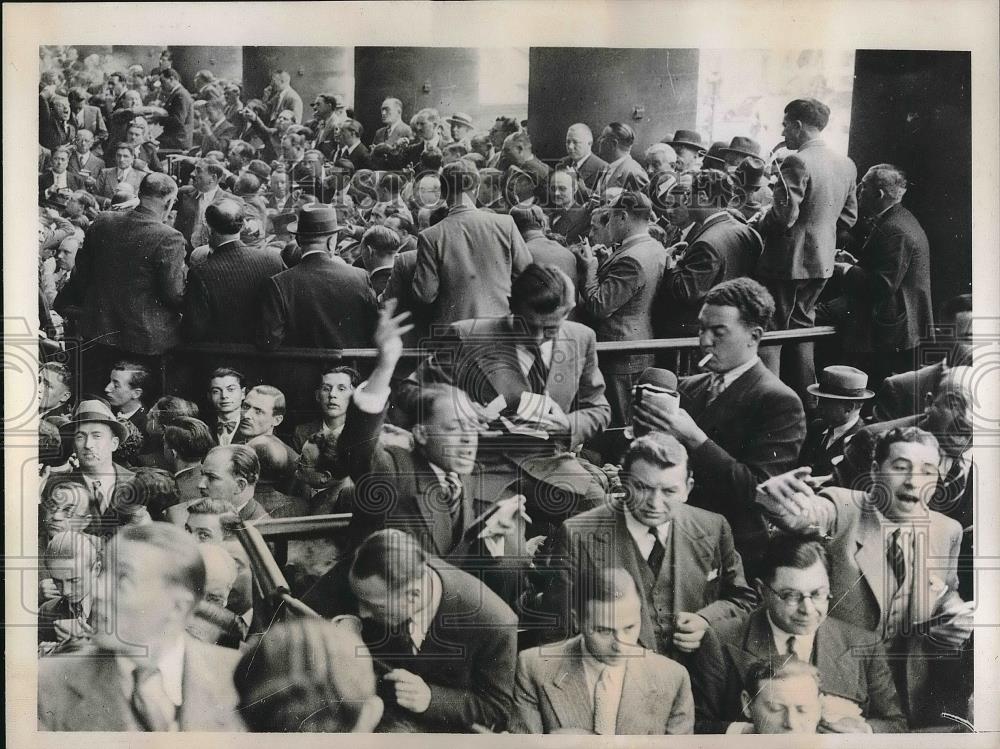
top-left (174, 465), bottom-right (199, 479)
top-left (624, 507), bottom-right (670, 546)
top-left (199, 185), bottom-right (220, 202)
top-left (118, 634), bottom-right (185, 708)
top-left (117, 404), bottom-right (141, 421)
top-left (606, 154), bottom-right (629, 171)
top-left (299, 248), bottom-right (330, 260)
top-left (828, 411), bottom-right (861, 444)
top-left (408, 568), bottom-right (443, 650)
top-left (765, 610), bottom-right (816, 662)
top-left (574, 154), bottom-right (591, 171)
top-left (580, 635), bottom-right (626, 686)
top-left (719, 355), bottom-right (760, 388)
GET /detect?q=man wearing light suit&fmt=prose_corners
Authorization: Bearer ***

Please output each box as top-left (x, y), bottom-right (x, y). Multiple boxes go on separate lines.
top-left (755, 98), bottom-right (858, 406)
top-left (513, 567), bottom-right (694, 734)
top-left (532, 433), bottom-right (757, 660)
top-left (38, 523), bottom-right (245, 731)
top-left (757, 426), bottom-right (973, 728)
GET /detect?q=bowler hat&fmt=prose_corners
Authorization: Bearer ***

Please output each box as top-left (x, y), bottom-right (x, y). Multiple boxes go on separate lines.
top-left (446, 112), bottom-right (474, 129)
top-left (67, 399), bottom-right (127, 440)
top-left (666, 129), bottom-right (706, 153)
top-left (735, 158), bottom-right (769, 190)
top-left (288, 203), bottom-right (339, 236)
top-left (807, 366), bottom-right (875, 400)
top-left (722, 136), bottom-right (763, 161)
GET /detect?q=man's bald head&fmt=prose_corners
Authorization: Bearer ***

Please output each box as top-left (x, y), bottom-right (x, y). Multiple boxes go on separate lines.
top-left (138, 172), bottom-right (179, 203)
top-left (205, 197), bottom-right (245, 238)
top-left (565, 123), bottom-right (594, 161)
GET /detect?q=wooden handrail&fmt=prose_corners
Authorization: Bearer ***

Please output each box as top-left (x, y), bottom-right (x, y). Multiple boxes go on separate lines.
top-left (166, 326), bottom-right (837, 361)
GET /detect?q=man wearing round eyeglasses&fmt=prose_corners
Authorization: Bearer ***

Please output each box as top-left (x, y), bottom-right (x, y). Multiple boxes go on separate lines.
top-left (692, 536), bottom-right (906, 734)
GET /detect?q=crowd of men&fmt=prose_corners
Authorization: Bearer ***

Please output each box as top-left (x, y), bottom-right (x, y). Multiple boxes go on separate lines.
top-left (36, 49), bottom-right (976, 735)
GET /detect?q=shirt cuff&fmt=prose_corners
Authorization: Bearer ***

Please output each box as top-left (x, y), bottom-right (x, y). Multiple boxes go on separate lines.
top-left (727, 722), bottom-right (753, 734)
top-left (353, 381), bottom-right (391, 414)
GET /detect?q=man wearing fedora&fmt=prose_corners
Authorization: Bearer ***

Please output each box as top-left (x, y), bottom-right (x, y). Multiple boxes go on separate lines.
top-left (664, 129), bottom-right (707, 174)
top-left (257, 203), bottom-right (378, 350)
top-left (62, 399), bottom-right (136, 532)
top-left (798, 365), bottom-right (873, 476)
top-left (447, 112), bottom-right (476, 150)
top-left (754, 98), bottom-right (858, 409)
top-left (733, 157), bottom-right (773, 221)
top-left (720, 136), bottom-right (765, 173)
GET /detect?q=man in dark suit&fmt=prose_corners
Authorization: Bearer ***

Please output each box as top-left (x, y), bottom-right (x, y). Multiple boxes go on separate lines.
top-left (873, 294), bottom-right (972, 423)
top-left (755, 98), bottom-right (858, 407)
top-left (40, 94), bottom-right (76, 151)
top-left (38, 531), bottom-right (102, 650)
top-left (510, 206), bottom-right (578, 280)
top-left (333, 119), bottom-right (374, 171)
top-left (692, 537), bottom-right (906, 733)
top-left (348, 529), bottom-right (519, 733)
top-left (502, 131), bottom-right (551, 195)
top-left (197, 445), bottom-right (271, 523)
top-left (656, 169), bottom-right (762, 336)
top-left (818, 164), bottom-right (933, 389)
top-left (546, 167), bottom-right (590, 243)
top-left (513, 566), bottom-right (694, 735)
top-left (67, 87), bottom-right (108, 146)
top-left (412, 159), bottom-right (532, 327)
top-left (156, 67), bottom-right (194, 150)
top-left (757, 426), bottom-right (973, 727)
top-left (798, 365), bottom-right (872, 476)
top-left (182, 198), bottom-right (284, 343)
top-left (38, 523), bottom-right (246, 731)
top-left (66, 129), bottom-right (105, 178)
top-left (309, 93), bottom-right (348, 158)
top-left (558, 123), bottom-right (609, 192)
top-left (56, 173), bottom-right (185, 384)
top-left (358, 224), bottom-right (401, 298)
top-left (381, 248), bottom-right (427, 347)
top-left (634, 278), bottom-right (806, 577)
top-left (39, 146), bottom-right (87, 204)
top-left (258, 204), bottom-right (378, 350)
top-left (194, 98), bottom-right (238, 155)
top-left (593, 122), bottom-right (650, 197)
top-left (533, 432), bottom-right (756, 659)
top-left (372, 97), bottom-right (413, 146)
top-left (575, 190), bottom-right (666, 427)
top-left (103, 361), bottom-right (151, 444)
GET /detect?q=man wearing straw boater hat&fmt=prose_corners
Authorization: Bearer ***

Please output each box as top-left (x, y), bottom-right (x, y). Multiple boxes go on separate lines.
top-left (446, 112), bottom-right (476, 149)
top-left (798, 365), bottom-right (874, 476)
top-left (257, 203), bottom-right (378, 351)
top-left (61, 398), bottom-right (135, 525)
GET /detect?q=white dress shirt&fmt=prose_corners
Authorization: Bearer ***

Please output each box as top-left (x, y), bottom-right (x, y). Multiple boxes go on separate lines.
top-left (624, 507), bottom-right (670, 560)
top-left (765, 610), bottom-right (816, 662)
top-left (117, 635), bottom-right (185, 730)
top-left (825, 411), bottom-right (861, 448)
top-left (716, 355), bottom-right (760, 393)
top-left (514, 339), bottom-right (554, 378)
top-left (580, 640), bottom-right (626, 733)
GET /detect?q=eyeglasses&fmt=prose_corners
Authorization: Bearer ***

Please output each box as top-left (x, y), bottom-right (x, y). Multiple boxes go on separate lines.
top-left (765, 584), bottom-right (832, 606)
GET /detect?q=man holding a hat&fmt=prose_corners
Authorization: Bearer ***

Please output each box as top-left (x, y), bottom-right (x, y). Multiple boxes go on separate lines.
top-left (798, 365), bottom-right (873, 476)
top-left (257, 203), bottom-right (378, 350)
top-left (664, 129), bottom-right (707, 173)
top-left (63, 398), bottom-right (135, 524)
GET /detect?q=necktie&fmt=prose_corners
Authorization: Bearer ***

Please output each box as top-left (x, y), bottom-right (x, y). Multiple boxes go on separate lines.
top-left (91, 480), bottom-right (105, 514)
top-left (647, 527), bottom-right (665, 576)
top-left (444, 472), bottom-right (463, 522)
top-left (217, 420), bottom-right (237, 439)
top-left (593, 666), bottom-right (617, 735)
top-left (704, 373), bottom-right (726, 406)
top-left (131, 665), bottom-right (172, 732)
top-left (786, 635), bottom-right (799, 660)
top-left (406, 618), bottom-right (422, 654)
top-left (887, 529), bottom-right (907, 587)
top-left (70, 600), bottom-right (85, 621)
top-left (526, 344), bottom-right (548, 394)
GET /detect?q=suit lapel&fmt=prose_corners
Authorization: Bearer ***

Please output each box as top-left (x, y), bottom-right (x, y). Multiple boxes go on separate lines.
top-left (853, 508), bottom-right (887, 625)
top-left (178, 638), bottom-right (236, 730)
top-left (597, 512), bottom-right (659, 651)
top-left (614, 657), bottom-right (661, 734)
top-left (65, 655), bottom-right (137, 730)
top-left (742, 609), bottom-right (777, 659)
top-left (546, 329), bottom-right (574, 407)
top-left (542, 638), bottom-right (594, 730)
top-left (696, 363), bottom-right (766, 432)
top-left (670, 506), bottom-right (713, 615)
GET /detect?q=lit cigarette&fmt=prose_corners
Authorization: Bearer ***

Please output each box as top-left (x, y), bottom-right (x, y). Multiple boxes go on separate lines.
top-left (698, 353), bottom-right (714, 368)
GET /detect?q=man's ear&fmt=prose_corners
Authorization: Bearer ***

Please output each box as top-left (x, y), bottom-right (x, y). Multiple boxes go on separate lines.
top-left (412, 423), bottom-right (428, 447)
top-left (110, 436), bottom-right (120, 452)
top-left (235, 477), bottom-right (248, 494)
top-left (740, 690), bottom-right (753, 719)
top-left (132, 387), bottom-right (144, 403)
top-left (923, 391), bottom-right (934, 412)
top-left (749, 325), bottom-right (764, 345)
top-left (753, 578), bottom-right (765, 600)
top-left (273, 413), bottom-right (284, 427)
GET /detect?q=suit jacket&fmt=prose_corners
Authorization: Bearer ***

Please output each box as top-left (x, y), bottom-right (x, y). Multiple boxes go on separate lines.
top-left (39, 170), bottom-right (88, 201)
top-left (238, 496), bottom-right (271, 523)
top-left (70, 104), bottom-right (108, 143)
top-left (594, 154), bottom-right (650, 196)
top-left (837, 203), bottom-right (933, 352)
top-left (38, 635), bottom-right (245, 731)
top-left (198, 117), bottom-right (238, 155)
top-left (268, 86), bottom-right (303, 124)
top-left (691, 608), bottom-right (907, 733)
top-left (757, 138), bottom-right (858, 280)
top-left (558, 153), bottom-right (609, 191)
top-left (678, 361), bottom-right (806, 573)
top-left (798, 416), bottom-right (863, 476)
top-left (257, 251), bottom-right (378, 350)
top-left (873, 360), bottom-right (946, 422)
top-left (656, 211), bottom-right (762, 335)
top-left (173, 186), bottom-right (235, 251)
top-left (66, 149), bottom-right (105, 177)
top-left (413, 205), bottom-right (532, 327)
top-left (537, 502), bottom-right (756, 656)
top-left (339, 142), bottom-right (374, 171)
top-left (414, 317), bottom-right (610, 448)
top-left (524, 235), bottom-right (578, 280)
top-left (361, 558), bottom-right (519, 732)
top-left (511, 635), bottom-right (694, 734)
top-left (182, 240), bottom-right (285, 343)
top-left (93, 166), bottom-right (147, 204)
top-left (783, 487), bottom-right (964, 721)
top-left (546, 204), bottom-right (590, 244)
top-left (60, 205), bottom-right (186, 354)
top-left (38, 595), bottom-right (97, 646)
top-left (159, 85), bottom-right (195, 150)
top-left (579, 232), bottom-right (666, 373)
top-left (373, 120), bottom-right (414, 146)
top-left (40, 116), bottom-right (76, 151)
top-left (382, 249), bottom-right (429, 347)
